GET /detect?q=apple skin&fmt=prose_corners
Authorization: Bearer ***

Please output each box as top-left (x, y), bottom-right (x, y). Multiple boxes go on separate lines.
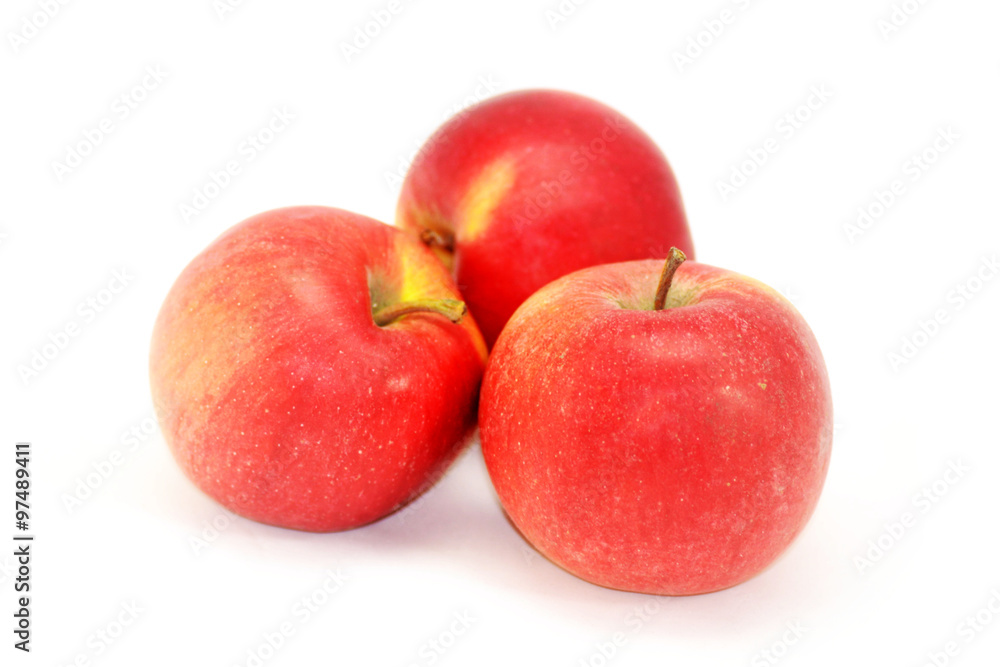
top-left (150, 206), bottom-right (487, 532)
top-left (397, 89), bottom-right (694, 347)
top-left (479, 258), bottom-right (832, 595)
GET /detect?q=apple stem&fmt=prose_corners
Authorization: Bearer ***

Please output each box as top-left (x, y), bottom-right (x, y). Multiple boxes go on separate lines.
top-left (653, 248), bottom-right (687, 311)
top-left (420, 228), bottom-right (456, 252)
top-left (372, 298), bottom-right (467, 327)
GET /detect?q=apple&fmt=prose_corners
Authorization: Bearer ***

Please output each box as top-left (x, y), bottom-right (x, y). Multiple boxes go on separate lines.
top-left (150, 206), bottom-right (487, 532)
top-left (479, 250), bottom-right (832, 595)
top-left (397, 89), bottom-right (694, 347)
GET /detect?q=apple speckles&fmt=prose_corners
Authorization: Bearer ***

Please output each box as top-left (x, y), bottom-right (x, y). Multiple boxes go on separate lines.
top-left (480, 256), bottom-right (831, 595)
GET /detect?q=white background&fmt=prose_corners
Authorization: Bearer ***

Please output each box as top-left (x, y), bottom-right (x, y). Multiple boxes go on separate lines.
top-left (2, 0), bottom-right (999, 665)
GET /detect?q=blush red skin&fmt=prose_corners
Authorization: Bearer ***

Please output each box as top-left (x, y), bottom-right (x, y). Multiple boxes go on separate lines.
top-left (397, 89), bottom-right (694, 347)
top-left (150, 207), bottom-right (486, 532)
top-left (480, 260), bottom-right (833, 595)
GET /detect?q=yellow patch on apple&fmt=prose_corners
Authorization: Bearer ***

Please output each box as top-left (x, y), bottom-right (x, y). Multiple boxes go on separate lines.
top-left (457, 156), bottom-right (518, 242)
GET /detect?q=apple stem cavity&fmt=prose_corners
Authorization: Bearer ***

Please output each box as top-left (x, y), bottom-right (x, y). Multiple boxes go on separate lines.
top-left (372, 298), bottom-right (467, 327)
top-left (653, 248), bottom-right (687, 311)
top-left (420, 228), bottom-right (456, 253)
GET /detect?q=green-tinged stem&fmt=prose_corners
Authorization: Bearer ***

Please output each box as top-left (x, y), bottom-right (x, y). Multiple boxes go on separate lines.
top-left (653, 248), bottom-right (687, 311)
top-left (372, 298), bottom-right (466, 327)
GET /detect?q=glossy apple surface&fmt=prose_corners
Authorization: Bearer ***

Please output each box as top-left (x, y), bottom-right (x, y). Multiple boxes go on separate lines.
top-left (150, 206), bottom-right (487, 532)
top-left (397, 89), bottom-right (694, 347)
top-left (480, 255), bottom-right (832, 595)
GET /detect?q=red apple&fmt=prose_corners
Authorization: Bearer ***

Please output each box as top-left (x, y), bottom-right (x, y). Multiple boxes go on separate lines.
top-left (397, 89), bottom-right (694, 347)
top-left (150, 206), bottom-right (487, 532)
top-left (479, 250), bottom-right (832, 595)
